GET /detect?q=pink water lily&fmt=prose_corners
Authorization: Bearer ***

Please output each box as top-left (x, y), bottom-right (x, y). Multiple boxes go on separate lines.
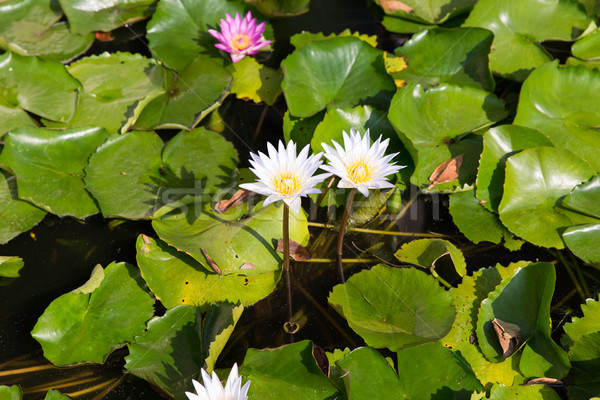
top-left (208, 12), bottom-right (273, 63)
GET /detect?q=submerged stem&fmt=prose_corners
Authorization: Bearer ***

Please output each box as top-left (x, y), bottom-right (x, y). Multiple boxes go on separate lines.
top-left (335, 188), bottom-right (357, 283)
top-left (282, 204), bottom-right (295, 341)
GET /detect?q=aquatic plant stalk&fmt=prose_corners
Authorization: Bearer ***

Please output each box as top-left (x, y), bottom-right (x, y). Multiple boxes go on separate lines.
top-left (335, 188), bottom-right (357, 283)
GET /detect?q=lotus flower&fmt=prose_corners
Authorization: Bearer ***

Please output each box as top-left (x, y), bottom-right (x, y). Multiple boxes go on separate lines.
top-left (185, 364), bottom-right (250, 400)
top-left (208, 12), bottom-right (272, 63)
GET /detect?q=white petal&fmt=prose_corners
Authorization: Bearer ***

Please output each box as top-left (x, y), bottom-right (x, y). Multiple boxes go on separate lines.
top-left (285, 196), bottom-right (302, 213)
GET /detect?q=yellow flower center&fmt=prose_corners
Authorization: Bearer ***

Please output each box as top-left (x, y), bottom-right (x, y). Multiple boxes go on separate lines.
top-left (273, 174), bottom-right (300, 196)
top-left (231, 34), bottom-right (250, 51)
top-left (347, 161), bottom-right (371, 183)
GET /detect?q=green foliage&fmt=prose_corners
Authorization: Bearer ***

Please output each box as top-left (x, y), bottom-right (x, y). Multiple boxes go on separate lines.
top-left (125, 304), bottom-right (243, 400)
top-left (0, 256), bottom-right (24, 278)
top-left (31, 262), bottom-right (154, 366)
top-left (394, 238), bottom-right (467, 277)
top-left (328, 264), bottom-right (455, 350)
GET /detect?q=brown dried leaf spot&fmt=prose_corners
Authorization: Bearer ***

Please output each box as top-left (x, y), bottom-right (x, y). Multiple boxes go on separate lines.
top-left (380, 0), bottom-right (413, 12)
top-left (428, 154), bottom-right (463, 189)
top-left (214, 189), bottom-right (255, 214)
top-left (276, 239), bottom-right (309, 261)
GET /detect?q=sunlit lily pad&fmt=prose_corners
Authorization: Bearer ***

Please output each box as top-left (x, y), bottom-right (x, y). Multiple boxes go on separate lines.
top-left (394, 238), bottom-right (467, 277)
top-left (0, 256), bottom-right (24, 278)
top-left (328, 264), bottom-right (455, 350)
top-left (31, 262), bottom-right (154, 366)
top-left (125, 304), bottom-right (242, 399)
top-left (0, 385), bottom-right (22, 399)
top-left (44, 52), bottom-right (165, 133)
top-left (573, 29), bottom-right (600, 60)
top-left (152, 200), bottom-right (308, 276)
top-left (477, 262), bottom-right (570, 379)
top-left (463, 0), bottom-right (592, 81)
top-left (567, 331), bottom-right (600, 398)
top-left (283, 111), bottom-right (325, 149)
top-left (240, 340), bottom-right (340, 399)
top-left (0, 105), bottom-right (35, 137)
top-left (228, 56), bottom-right (281, 105)
top-left (441, 261), bottom-right (527, 386)
top-left (498, 147), bottom-right (596, 249)
top-left (0, 126), bottom-right (110, 218)
top-left (0, 170), bottom-right (46, 244)
top-left (563, 224), bottom-right (600, 266)
top-left (134, 55), bottom-right (231, 130)
top-left (373, 0), bottom-right (476, 24)
top-left (136, 235), bottom-right (280, 307)
top-left (290, 30), bottom-right (378, 49)
top-left (513, 62), bottom-right (600, 170)
top-left (393, 27), bottom-right (495, 91)
top-left (58, 0), bottom-right (155, 35)
top-left (245, 0), bottom-right (309, 17)
top-left (281, 37), bottom-right (395, 117)
top-left (489, 383), bottom-right (561, 399)
top-left (0, 1), bottom-right (93, 62)
top-left (563, 298), bottom-right (600, 348)
top-left (146, 0), bottom-right (272, 71)
top-left (0, 52), bottom-right (80, 122)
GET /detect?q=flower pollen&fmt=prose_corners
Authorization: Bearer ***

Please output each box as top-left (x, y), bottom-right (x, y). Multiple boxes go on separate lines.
top-left (347, 161), bottom-right (371, 183)
top-left (232, 34), bottom-right (250, 51)
top-left (273, 174), bottom-right (300, 196)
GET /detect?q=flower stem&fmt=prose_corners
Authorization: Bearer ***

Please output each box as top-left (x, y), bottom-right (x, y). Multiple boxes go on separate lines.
top-left (282, 203), bottom-right (294, 341)
top-left (335, 188), bottom-right (357, 283)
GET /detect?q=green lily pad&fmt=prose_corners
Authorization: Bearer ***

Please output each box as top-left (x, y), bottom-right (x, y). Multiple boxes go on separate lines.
top-left (58, 0), bottom-right (155, 35)
top-left (0, 256), bottom-right (24, 278)
top-left (477, 262), bottom-right (571, 379)
top-left (463, 0), bottom-right (592, 81)
top-left (573, 29), bottom-right (600, 60)
top-left (449, 190), bottom-right (516, 245)
top-left (373, 0), bottom-right (476, 24)
top-left (334, 347), bottom-right (403, 399)
top-left (283, 110), bottom-right (325, 149)
top-left (146, 0), bottom-right (272, 71)
top-left (388, 83), bottom-right (506, 188)
top-left (228, 56), bottom-right (282, 105)
top-left (0, 126), bottom-right (110, 218)
top-left (563, 175), bottom-right (600, 219)
top-left (476, 125), bottom-right (554, 213)
top-left (0, 386), bottom-right (22, 400)
top-left (381, 15), bottom-right (436, 34)
top-left (0, 170), bottom-right (46, 244)
top-left (84, 130), bottom-right (164, 219)
top-left (563, 298), bottom-right (600, 348)
top-left (394, 238), bottom-right (467, 277)
top-left (328, 264), bottom-right (455, 350)
top-left (44, 52), bottom-right (165, 133)
top-left (0, 105), bottom-right (35, 137)
top-left (245, 0), bottom-right (309, 17)
top-left (240, 340), bottom-right (340, 399)
top-left (134, 55), bottom-right (231, 130)
top-left (396, 341), bottom-right (483, 398)
top-left (0, 1), bottom-right (93, 62)
top-left (136, 235), bottom-right (280, 307)
top-left (498, 147), bottom-right (596, 249)
top-left (393, 27), bottom-right (495, 91)
top-left (563, 224), bottom-right (600, 266)
top-left (489, 383), bottom-right (561, 399)
top-left (31, 262), bottom-right (154, 366)
top-left (281, 36), bottom-right (395, 118)
top-left (152, 200), bottom-right (309, 276)
top-left (0, 52), bottom-right (80, 122)
top-left (567, 331), bottom-right (600, 399)
top-left (125, 303), bottom-right (242, 400)
top-left (513, 62), bottom-right (600, 170)
top-left (290, 29), bottom-right (378, 49)
top-left (441, 261), bottom-right (528, 386)
top-left (44, 389), bottom-right (71, 400)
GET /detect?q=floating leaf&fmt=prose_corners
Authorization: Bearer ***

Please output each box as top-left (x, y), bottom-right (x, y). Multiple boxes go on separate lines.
top-left (146, 0), bottom-right (271, 71)
top-left (563, 224), bottom-right (600, 266)
top-left (125, 304), bottom-right (242, 399)
top-left (282, 110), bottom-right (324, 149)
top-left (44, 52), bottom-right (165, 133)
top-left (328, 264), bottom-right (455, 350)
top-left (563, 175), bottom-right (600, 219)
top-left (394, 238), bottom-right (467, 277)
top-left (488, 383), bottom-right (561, 399)
top-left (58, 0), bottom-right (155, 35)
top-left (152, 200), bottom-right (308, 276)
top-left (245, 0), bottom-right (309, 17)
top-left (290, 29), bottom-right (378, 49)
top-left (441, 261), bottom-right (528, 386)
top-left (31, 262), bottom-right (154, 366)
top-left (136, 235), bottom-right (279, 307)
top-left (0, 52), bottom-right (80, 122)
top-left (395, 341), bottom-right (483, 398)
top-left (388, 83), bottom-right (506, 188)
top-left (0, 170), bottom-right (46, 244)
top-left (134, 55), bottom-right (231, 130)
top-left (513, 62), bottom-right (600, 171)
top-left (0, 256), bottom-right (24, 278)
top-left (477, 262), bottom-right (571, 379)
top-left (393, 27), bottom-right (495, 91)
top-left (563, 298), bottom-right (600, 348)
top-left (567, 331), bottom-right (600, 397)
top-left (498, 147), bottom-right (596, 249)
top-left (476, 125), bottom-right (554, 212)
top-left (0, 105), bottom-right (36, 137)
top-left (281, 37), bottom-right (395, 117)
top-left (240, 340), bottom-right (340, 399)
top-left (214, 189), bottom-right (255, 214)
top-left (463, 0), bottom-right (592, 81)
top-left (228, 55), bottom-right (282, 105)
top-left (573, 29), bottom-right (600, 60)
top-left (373, 0), bottom-right (476, 24)
top-left (0, 386), bottom-right (22, 400)
top-left (0, 1), bottom-right (93, 62)
top-left (0, 126), bottom-right (110, 218)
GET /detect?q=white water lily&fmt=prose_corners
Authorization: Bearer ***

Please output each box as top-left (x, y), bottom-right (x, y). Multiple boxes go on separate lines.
top-left (240, 140), bottom-right (330, 213)
top-left (185, 364), bottom-right (250, 400)
top-left (320, 128), bottom-right (405, 197)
